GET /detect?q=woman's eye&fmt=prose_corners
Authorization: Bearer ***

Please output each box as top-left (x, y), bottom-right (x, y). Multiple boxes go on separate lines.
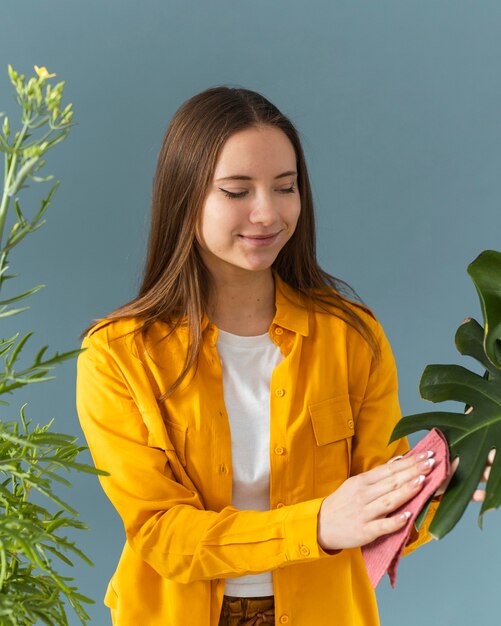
top-left (218, 184), bottom-right (296, 200)
top-left (219, 188), bottom-right (247, 199)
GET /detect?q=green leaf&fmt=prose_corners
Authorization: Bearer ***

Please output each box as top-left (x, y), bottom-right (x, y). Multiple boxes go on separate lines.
top-left (41, 544), bottom-right (74, 568)
top-left (6, 331), bottom-right (34, 366)
top-left (28, 114), bottom-right (51, 130)
top-left (390, 251), bottom-right (501, 539)
top-left (0, 133), bottom-right (13, 153)
top-left (13, 197), bottom-right (27, 228)
top-left (29, 174), bottom-right (54, 183)
top-left (468, 250), bottom-right (501, 368)
top-left (455, 317), bottom-right (496, 373)
top-left (37, 347), bottom-right (84, 366)
top-left (414, 497), bottom-right (433, 531)
top-left (0, 334), bottom-right (20, 357)
top-left (0, 305), bottom-right (31, 318)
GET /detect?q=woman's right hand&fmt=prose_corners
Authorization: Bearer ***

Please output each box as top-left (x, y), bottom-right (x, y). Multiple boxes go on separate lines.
top-left (317, 451), bottom-right (436, 551)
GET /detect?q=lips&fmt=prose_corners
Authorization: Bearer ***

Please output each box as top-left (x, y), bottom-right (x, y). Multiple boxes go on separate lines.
top-left (241, 233), bottom-right (279, 239)
top-left (238, 232), bottom-right (282, 246)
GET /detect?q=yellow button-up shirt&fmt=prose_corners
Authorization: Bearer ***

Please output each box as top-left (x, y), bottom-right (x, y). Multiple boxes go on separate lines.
top-left (76, 275), bottom-right (436, 626)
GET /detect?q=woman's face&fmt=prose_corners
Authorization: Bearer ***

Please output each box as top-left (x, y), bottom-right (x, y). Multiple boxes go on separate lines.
top-left (196, 125), bottom-right (301, 279)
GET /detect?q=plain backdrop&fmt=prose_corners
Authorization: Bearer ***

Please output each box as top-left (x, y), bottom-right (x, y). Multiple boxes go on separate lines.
top-left (1, 1), bottom-right (500, 624)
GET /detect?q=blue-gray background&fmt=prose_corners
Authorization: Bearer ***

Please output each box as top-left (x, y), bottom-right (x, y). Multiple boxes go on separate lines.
top-left (2, 1), bottom-right (501, 624)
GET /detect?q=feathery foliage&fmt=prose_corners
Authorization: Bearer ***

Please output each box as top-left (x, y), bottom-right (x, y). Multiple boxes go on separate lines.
top-left (0, 64), bottom-right (105, 625)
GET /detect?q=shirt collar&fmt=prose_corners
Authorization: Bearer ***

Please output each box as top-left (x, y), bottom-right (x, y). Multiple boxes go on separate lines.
top-left (200, 273), bottom-right (310, 340)
top-left (272, 273), bottom-right (309, 337)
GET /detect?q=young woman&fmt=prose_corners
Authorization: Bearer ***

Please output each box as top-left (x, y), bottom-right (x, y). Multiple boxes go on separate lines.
top-left (76, 87), bottom-right (453, 626)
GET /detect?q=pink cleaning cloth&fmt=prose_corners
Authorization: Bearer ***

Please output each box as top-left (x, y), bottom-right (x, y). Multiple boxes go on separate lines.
top-left (361, 427), bottom-right (450, 589)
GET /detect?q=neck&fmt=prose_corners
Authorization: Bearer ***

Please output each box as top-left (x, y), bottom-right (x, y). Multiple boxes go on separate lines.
top-left (207, 270), bottom-right (276, 336)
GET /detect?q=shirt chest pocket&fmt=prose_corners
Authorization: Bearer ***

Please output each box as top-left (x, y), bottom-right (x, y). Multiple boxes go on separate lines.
top-left (308, 395), bottom-right (354, 494)
top-left (145, 412), bottom-right (188, 479)
top-left (163, 420), bottom-right (187, 467)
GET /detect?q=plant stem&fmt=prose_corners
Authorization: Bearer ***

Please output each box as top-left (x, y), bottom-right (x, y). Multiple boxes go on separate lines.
top-left (0, 122), bottom-right (28, 248)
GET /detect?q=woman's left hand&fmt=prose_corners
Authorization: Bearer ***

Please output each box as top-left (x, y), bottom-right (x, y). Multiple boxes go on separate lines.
top-left (472, 449), bottom-right (496, 501)
top-left (434, 449), bottom-right (496, 499)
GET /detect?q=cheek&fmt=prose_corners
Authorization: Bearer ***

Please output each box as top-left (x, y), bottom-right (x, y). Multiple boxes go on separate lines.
top-left (196, 199), bottom-right (216, 242)
top-left (196, 203), bottom-right (231, 249)
top-left (288, 202), bottom-right (301, 231)
top-left (281, 204), bottom-right (301, 245)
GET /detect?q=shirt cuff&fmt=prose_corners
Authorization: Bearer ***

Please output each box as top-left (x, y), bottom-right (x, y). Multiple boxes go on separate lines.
top-left (282, 498), bottom-right (342, 563)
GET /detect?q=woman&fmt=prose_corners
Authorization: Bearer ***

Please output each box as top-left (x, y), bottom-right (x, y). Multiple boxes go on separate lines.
top-left (76, 87), bottom-right (449, 626)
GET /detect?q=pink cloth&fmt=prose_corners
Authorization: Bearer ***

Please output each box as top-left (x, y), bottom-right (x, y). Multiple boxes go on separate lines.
top-left (361, 428), bottom-right (450, 588)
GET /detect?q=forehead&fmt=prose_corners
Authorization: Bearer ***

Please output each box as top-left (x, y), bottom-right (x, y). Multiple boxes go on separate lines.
top-left (213, 126), bottom-right (296, 177)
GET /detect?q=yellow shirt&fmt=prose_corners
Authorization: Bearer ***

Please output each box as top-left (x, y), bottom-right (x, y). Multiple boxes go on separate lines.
top-left (76, 275), bottom-right (436, 626)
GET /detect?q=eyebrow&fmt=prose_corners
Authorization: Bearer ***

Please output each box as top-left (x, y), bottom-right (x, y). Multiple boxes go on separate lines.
top-left (215, 170), bottom-right (297, 182)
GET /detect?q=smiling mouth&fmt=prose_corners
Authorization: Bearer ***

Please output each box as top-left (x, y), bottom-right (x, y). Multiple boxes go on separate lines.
top-left (239, 232), bottom-right (281, 240)
top-left (237, 232), bottom-right (283, 248)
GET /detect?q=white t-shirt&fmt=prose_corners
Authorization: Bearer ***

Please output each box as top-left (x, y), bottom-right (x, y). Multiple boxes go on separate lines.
top-left (216, 328), bottom-right (284, 597)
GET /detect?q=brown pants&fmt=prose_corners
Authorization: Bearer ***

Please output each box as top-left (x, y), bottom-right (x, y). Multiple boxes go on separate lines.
top-left (218, 595), bottom-right (275, 626)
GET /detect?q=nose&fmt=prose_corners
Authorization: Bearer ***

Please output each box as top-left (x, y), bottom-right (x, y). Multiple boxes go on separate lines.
top-left (248, 191), bottom-right (279, 226)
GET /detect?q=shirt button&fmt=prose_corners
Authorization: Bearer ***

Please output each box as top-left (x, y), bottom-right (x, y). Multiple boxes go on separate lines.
top-left (348, 419), bottom-right (354, 429)
top-left (274, 446), bottom-right (285, 456)
top-left (275, 388), bottom-right (286, 398)
top-left (280, 616), bottom-right (289, 624)
top-left (276, 502), bottom-right (285, 508)
top-left (219, 464), bottom-right (228, 474)
top-left (274, 327), bottom-right (284, 335)
top-left (300, 545), bottom-right (310, 556)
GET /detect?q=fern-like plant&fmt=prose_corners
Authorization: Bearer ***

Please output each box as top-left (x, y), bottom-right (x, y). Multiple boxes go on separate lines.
top-left (0, 65), bottom-right (104, 625)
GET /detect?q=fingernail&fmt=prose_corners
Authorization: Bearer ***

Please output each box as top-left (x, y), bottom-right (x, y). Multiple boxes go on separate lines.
top-left (399, 511), bottom-right (411, 521)
top-left (417, 450), bottom-right (434, 461)
top-left (389, 455), bottom-right (404, 463)
top-left (412, 474), bottom-right (426, 486)
top-left (422, 457), bottom-right (435, 469)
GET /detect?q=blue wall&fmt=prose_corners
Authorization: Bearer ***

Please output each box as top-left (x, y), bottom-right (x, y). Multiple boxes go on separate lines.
top-left (2, 1), bottom-right (500, 624)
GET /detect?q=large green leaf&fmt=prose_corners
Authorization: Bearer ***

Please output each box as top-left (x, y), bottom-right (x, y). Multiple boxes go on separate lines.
top-left (390, 250), bottom-right (501, 539)
top-left (468, 250), bottom-right (501, 368)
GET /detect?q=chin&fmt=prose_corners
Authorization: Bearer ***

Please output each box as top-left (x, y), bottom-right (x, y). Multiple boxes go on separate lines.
top-left (240, 257), bottom-right (279, 273)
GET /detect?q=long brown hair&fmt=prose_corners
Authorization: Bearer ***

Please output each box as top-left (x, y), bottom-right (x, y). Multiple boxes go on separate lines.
top-left (81, 86), bottom-right (381, 396)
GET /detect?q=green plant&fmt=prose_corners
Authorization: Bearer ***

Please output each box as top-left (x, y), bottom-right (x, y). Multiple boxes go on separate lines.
top-left (0, 65), bottom-right (104, 625)
top-left (391, 249), bottom-right (501, 539)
